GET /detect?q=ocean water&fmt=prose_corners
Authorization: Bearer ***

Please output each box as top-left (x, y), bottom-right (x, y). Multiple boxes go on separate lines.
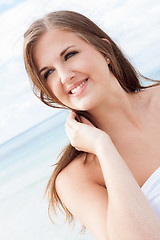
top-left (0, 110), bottom-right (95, 240)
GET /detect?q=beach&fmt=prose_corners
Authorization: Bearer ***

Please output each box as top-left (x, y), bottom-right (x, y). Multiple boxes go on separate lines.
top-left (0, 110), bottom-right (95, 240)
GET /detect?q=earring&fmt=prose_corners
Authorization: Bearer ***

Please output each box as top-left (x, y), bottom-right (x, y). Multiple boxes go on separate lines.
top-left (106, 58), bottom-right (110, 64)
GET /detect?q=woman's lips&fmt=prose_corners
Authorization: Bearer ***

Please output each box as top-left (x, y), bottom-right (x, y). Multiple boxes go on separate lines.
top-left (70, 79), bottom-right (88, 94)
top-left (69, 78), bottom-right (88, 97)
top-left (68, 78), bottom-right (88, 94)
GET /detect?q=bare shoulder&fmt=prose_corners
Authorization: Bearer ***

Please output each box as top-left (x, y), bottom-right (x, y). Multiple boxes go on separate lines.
top-left (139, 84), bottom-right (160, 107)
top-left (148, 84), bottom-right (160, 107)
top-left (55, 154), bottom-right (100, 203)
top-left (147, 84), bottom-right (160, 96)
top-left (55, 154), bottom-right (108, 240)
top-left (55, 154), bottom-right (89, 191)
top-left (149, 83), bottom-right (160, 94)
top-left (55, 154), bottom-right (94, 209)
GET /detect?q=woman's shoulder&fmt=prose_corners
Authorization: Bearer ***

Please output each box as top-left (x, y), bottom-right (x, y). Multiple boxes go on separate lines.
top-left (55, 153), bottom-right (105, 202)
top-left (148, 83), bottom-right (160, 94)
top-left (55, 154), bottom-right (91, 192)
top-left (55, 154), bottom-right (108, 239)
top-left (56, 153), bottom-right (104, 191)
top-left (139, 83), bottom-right (160, 107)
top-left (148, 84), bottom-right (160, 105)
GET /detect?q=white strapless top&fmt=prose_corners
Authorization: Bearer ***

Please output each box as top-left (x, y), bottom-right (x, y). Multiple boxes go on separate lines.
top-left (141, 167), bottom-right (160, 221)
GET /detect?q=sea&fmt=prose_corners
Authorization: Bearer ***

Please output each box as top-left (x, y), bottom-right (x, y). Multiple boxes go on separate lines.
top-left (0, 110), bottom-right (95, 240)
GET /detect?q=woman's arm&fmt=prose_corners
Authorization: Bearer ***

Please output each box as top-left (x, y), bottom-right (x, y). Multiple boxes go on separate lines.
top-left (56, 161), bottom-right (109, 240)
top-left (97, 136), bottom-right (160, 239)
top-left (58, 111), bottom-right (160, 240)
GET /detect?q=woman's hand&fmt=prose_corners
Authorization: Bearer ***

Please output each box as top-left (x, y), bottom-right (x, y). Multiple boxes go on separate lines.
top-left (65, 111), bottom-right (109, 155)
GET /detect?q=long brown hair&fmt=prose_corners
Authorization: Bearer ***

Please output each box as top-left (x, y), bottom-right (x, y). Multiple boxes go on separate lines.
top-left (23, 10), bottom-right (159, 225)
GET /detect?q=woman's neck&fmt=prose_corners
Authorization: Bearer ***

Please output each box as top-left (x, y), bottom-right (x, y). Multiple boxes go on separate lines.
top-left (88, 87), bottom-right (144, 137)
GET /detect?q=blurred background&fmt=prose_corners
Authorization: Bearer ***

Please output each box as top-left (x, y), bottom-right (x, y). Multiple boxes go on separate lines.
top-left (0, 0), bottom-right (160, 239)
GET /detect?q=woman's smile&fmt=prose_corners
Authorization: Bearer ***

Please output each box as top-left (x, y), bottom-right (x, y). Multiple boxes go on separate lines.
top-left (68, 78), bottom-right (88, 96)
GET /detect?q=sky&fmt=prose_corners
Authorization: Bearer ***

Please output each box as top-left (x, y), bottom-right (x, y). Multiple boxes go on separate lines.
top-left (0, 0), bottom-right (160, 144)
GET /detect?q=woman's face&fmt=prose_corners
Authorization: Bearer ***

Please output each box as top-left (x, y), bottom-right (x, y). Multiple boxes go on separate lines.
top-left (33, 29), bottom-right (114, 111)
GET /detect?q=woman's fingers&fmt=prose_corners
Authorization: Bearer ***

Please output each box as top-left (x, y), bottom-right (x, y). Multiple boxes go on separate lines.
top-left (65, 111), bottom-right (77, 130)
top-left (79, 116), bottom-right (94, 126)
top-left (66, 111), bottom-right (94, 128)
top-left (65, 111), bottom-right (94, 153)
top-left (65, 111), bottom-right (109, 154)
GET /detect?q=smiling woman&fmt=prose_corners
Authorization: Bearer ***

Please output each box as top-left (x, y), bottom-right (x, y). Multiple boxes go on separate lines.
top-left (23, 10), bottom-right (160, 240)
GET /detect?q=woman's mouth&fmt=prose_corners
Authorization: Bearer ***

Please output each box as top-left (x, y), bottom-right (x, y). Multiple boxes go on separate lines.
top-left (69, 78), bottom-right (88, 95)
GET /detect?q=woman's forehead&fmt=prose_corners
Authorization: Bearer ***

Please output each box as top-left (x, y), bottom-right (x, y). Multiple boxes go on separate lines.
top-left (34, 30), bottom-right (90, 56)
top-left (32, 30), bottom-right (89, 70)
top-left (40, 29), bottom-right (83, 44)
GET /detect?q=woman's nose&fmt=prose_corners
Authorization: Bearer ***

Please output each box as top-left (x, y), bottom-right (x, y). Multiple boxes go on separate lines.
top-left (59, 68), bottom-right (75, 84)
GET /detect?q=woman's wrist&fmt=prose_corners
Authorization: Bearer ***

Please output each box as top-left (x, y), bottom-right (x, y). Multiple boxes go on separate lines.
top-left (95, 131), bottom-right (112, 157)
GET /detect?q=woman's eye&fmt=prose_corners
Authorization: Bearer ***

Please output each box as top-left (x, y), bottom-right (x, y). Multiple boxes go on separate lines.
top-left (44, 69), bottom-right (54, 79)
top-left (64, 51), bottom-right (78, 61)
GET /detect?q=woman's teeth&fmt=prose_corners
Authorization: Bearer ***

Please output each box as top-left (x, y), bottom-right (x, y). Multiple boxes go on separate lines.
top-left (71, 79), bottom-right (88, 94)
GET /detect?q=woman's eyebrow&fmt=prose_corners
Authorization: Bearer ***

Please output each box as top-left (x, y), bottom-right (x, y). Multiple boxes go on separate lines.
top-left (60, 45), bottom-right (75, 56)
top-left (39, 67), bottom-right (48, 75)
top-left (39, 45), bottom-right (76, 74)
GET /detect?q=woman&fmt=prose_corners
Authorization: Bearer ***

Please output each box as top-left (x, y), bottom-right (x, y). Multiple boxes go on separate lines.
top-left (23, 10), bottom-right (160, 239)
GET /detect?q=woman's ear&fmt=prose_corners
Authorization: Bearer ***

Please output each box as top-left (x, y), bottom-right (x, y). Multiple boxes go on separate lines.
top-left (101, 38), bottom-right (110, 45)
top-left (101, 38), bottom-right (111, 64)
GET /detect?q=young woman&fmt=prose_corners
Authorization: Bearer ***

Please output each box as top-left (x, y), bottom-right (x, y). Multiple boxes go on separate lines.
top-left (23, 10), bottom-right (160, 240)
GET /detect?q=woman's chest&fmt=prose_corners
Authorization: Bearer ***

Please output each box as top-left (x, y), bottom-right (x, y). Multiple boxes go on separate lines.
top-left (112, 120), bottom-right (160, 187)
top-left (88, 123), bottom-right (160, 189)
top-left (90, 86), bottom-right (160, 187)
